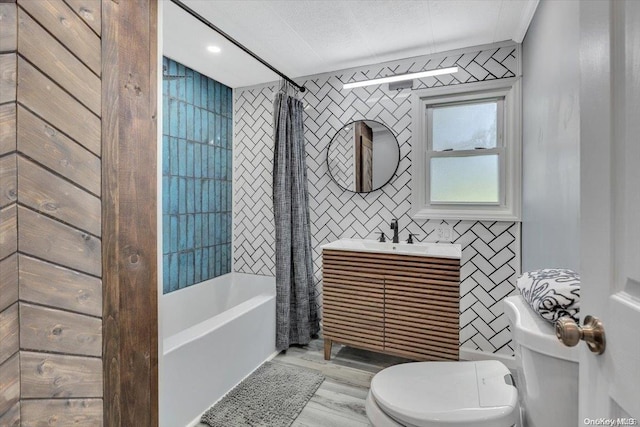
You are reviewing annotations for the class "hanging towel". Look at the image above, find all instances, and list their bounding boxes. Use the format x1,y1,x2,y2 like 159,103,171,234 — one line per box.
516,269,580,323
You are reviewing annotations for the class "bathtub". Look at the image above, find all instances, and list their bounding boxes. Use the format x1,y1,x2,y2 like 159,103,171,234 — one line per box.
160,273,277,427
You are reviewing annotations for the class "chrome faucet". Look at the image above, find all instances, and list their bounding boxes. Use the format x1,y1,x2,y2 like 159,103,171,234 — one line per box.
390,219,400,243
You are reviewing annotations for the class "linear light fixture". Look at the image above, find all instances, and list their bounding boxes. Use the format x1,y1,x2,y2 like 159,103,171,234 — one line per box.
343,66,459,89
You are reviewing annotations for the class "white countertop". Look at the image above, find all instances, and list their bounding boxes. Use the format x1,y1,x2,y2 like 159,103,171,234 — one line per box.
322,238,462,260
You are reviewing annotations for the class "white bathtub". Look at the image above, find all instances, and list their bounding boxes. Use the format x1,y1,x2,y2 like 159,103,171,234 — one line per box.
160,273,277,427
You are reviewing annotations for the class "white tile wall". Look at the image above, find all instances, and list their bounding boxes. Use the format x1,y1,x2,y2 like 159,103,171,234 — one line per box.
326,125,354,191
234,42,521,355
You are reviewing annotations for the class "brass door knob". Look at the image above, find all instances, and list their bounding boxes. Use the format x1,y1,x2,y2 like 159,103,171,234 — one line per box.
555,315,606,354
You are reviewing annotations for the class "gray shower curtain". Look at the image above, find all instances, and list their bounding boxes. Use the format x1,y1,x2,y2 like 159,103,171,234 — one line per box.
273,86,320,351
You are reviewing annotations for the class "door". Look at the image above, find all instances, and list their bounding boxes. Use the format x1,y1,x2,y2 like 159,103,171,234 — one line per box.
360,136,373,192
578,0,640,422
354,121,373,192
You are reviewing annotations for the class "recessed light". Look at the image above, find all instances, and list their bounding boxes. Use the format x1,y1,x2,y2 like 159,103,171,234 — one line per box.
207,45,221,54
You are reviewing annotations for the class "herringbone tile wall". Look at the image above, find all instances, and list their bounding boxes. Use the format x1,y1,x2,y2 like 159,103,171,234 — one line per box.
326,126,354,191
234,43,521,355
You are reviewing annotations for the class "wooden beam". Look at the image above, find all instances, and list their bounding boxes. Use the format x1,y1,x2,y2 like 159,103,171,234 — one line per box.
102,0,158,425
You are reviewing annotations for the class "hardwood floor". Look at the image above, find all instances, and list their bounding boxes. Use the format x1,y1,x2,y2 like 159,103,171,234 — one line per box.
197,337,411,427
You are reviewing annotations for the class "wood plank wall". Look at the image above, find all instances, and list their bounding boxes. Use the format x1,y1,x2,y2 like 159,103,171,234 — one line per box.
0,1,20,425
0,1,158,424
0,0,104,425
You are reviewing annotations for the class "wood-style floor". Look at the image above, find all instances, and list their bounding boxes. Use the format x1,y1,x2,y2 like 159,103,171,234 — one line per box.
197,337,411,427
275,338,410,427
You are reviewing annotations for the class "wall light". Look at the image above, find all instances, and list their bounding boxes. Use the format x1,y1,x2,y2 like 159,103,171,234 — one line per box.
343,66,459,89
207,45,221,53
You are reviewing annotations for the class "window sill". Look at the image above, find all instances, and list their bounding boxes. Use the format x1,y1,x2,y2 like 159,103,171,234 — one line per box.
411,207,521,222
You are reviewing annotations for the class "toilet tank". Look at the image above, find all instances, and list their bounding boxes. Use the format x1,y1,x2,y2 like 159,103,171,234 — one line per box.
503,296,579,427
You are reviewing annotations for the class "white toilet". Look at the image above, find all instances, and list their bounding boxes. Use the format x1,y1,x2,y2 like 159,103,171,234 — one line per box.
366,295,579,427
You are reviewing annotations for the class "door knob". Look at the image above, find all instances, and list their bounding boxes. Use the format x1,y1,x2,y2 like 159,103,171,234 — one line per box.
555,315,606,354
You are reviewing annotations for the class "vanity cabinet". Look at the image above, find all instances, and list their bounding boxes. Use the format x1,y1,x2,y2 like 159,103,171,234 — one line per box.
322,249,460,361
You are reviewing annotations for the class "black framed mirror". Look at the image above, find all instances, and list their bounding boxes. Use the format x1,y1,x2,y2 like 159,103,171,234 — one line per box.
326,120,400,193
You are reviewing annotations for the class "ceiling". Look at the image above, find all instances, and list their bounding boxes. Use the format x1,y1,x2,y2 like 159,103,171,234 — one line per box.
162,0,539,89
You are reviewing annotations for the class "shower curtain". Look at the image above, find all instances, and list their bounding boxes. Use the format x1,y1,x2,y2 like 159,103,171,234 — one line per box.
273,83,320,351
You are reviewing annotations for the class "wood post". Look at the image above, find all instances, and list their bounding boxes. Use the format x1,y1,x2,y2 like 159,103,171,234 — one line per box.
102,0,158,425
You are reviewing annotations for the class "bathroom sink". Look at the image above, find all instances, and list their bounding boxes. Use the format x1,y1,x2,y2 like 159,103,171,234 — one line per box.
322,238,461,259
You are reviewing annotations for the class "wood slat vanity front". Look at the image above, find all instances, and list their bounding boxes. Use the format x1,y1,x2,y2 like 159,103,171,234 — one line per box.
322,249,461,361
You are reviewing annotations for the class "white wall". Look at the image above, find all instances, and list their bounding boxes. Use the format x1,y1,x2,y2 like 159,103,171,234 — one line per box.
327,126,356,191
522,0,580,272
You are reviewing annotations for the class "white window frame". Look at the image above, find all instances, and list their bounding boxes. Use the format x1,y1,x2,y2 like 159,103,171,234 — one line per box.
411,78,522,221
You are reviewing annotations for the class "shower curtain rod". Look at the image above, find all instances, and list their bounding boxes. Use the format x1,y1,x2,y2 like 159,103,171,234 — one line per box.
169,0,306,93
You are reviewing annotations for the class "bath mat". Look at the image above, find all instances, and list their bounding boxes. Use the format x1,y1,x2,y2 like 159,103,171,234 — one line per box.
200,361,324,427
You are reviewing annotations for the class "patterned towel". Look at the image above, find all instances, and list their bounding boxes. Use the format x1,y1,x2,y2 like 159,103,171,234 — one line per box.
516,269,581,323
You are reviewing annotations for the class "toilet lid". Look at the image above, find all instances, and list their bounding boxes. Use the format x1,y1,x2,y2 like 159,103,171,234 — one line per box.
370,360,518,427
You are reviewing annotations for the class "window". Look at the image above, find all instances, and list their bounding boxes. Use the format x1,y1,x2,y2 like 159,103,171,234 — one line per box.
411,78,521,221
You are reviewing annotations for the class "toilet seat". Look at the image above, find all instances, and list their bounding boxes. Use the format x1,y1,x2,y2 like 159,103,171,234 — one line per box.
368,360,518,427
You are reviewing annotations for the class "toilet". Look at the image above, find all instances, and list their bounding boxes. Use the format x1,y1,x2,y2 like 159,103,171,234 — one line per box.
366,295,579,427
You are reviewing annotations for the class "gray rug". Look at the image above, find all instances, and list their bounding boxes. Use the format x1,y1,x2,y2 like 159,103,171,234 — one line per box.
200,361,325,427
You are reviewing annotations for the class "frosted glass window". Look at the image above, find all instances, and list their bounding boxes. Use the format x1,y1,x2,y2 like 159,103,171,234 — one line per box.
432,101,498,151
430,155,499,203
411,79,520,220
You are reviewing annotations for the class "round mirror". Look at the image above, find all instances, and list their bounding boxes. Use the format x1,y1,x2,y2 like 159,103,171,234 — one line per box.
326,120,400,193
